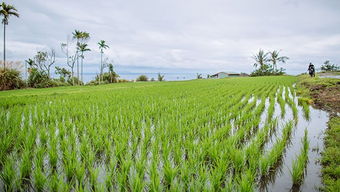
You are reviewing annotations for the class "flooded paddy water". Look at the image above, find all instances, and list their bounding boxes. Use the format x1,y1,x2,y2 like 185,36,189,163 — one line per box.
258,88,329,192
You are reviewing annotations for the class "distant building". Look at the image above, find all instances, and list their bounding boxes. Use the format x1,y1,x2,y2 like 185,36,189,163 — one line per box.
209,72,249,79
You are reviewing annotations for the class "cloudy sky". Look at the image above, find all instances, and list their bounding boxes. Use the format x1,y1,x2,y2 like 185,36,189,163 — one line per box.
4,0,340,76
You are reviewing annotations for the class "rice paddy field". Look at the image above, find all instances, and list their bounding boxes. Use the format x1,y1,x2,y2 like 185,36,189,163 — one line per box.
0,76,329,191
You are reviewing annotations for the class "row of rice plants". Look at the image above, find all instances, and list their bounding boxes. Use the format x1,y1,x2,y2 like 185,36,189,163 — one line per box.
291,129,309,186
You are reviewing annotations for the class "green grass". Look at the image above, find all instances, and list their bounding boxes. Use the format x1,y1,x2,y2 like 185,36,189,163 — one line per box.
321,117,340,192
0,76,304,191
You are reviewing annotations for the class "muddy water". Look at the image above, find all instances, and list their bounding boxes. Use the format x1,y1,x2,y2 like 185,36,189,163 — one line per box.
259,93,329,191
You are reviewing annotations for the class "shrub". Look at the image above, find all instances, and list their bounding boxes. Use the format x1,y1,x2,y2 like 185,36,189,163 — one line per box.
158,73,165,81
250,65,285,77
321,61,339,72
118,79,130,83
0,68,25,90
52,79,70,87
27,68,52,88
96,72,119,83
67,77,83,86
136,75,148,81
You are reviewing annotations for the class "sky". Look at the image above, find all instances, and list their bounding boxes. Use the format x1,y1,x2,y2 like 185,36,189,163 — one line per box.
3,0,340,78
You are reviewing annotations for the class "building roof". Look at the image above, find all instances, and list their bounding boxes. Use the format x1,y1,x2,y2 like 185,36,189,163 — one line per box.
211,72,239,76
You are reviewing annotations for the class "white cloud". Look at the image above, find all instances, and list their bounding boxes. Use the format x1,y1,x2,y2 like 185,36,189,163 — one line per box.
2,0,340,76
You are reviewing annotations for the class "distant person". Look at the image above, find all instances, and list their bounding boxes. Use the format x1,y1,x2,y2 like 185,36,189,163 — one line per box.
308,62,315,77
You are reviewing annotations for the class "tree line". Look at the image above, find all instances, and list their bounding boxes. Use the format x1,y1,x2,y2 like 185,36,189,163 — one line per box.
0,2,122,90
24,29,119,87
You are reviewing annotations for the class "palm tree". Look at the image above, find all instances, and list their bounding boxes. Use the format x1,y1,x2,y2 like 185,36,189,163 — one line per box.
0,2,19,69
72,30,82,80
268,50,289,72
252,49,269,69
77,42,91,83
98,40,109,84
72,30,90,81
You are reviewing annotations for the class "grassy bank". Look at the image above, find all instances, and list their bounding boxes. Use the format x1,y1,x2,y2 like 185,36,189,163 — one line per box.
322,117,340,191
297,74,340,191
296,74,340,112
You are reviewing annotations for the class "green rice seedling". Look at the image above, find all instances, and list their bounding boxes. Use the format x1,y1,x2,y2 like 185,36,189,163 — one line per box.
40,128,48,147
163,161,178,189
117,158,132,191
19,148,32,186
74,182,86,192
131,173,145,192
284,87,298,121
149,162,161,192
48,139,58,171
229,147,245,174
260,121,293,175
49,172,63,192
267,96,275,121
0,155,17,191
277,89,286,118
224,177,234,191
89,167,100,191
0,134,14,168
301,102,310,120
25,130,37,151
75,162,86,186
237,169,255,192
178,163,190,190
33,162,46,192
63,149,77,183
291,129,309,186
35,147,45,170
105,167,115,191
135,158,146,179
210,158,229,191
291,103,298,122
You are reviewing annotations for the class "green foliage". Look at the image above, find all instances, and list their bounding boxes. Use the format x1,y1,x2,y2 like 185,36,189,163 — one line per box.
0,2,20,26
250,64,285,76
321,60,340,72
27,68,53,88
251,49,288,76
136,74,148,81
55,66,71,83
158,73,165,81
0,68,25,90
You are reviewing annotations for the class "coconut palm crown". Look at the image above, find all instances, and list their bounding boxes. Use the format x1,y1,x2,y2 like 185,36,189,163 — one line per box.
0,2,19,69
268,50,289,71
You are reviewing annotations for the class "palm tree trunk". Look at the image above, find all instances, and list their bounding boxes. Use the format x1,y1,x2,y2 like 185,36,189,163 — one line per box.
25,60,28,86
3,23,6,69
71,67,74,85
81,55,83,84
77,54,79,84
100,52,102,84
76,40,79,84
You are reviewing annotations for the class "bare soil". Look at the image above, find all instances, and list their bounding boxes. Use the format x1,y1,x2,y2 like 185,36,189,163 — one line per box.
309,83,340,113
